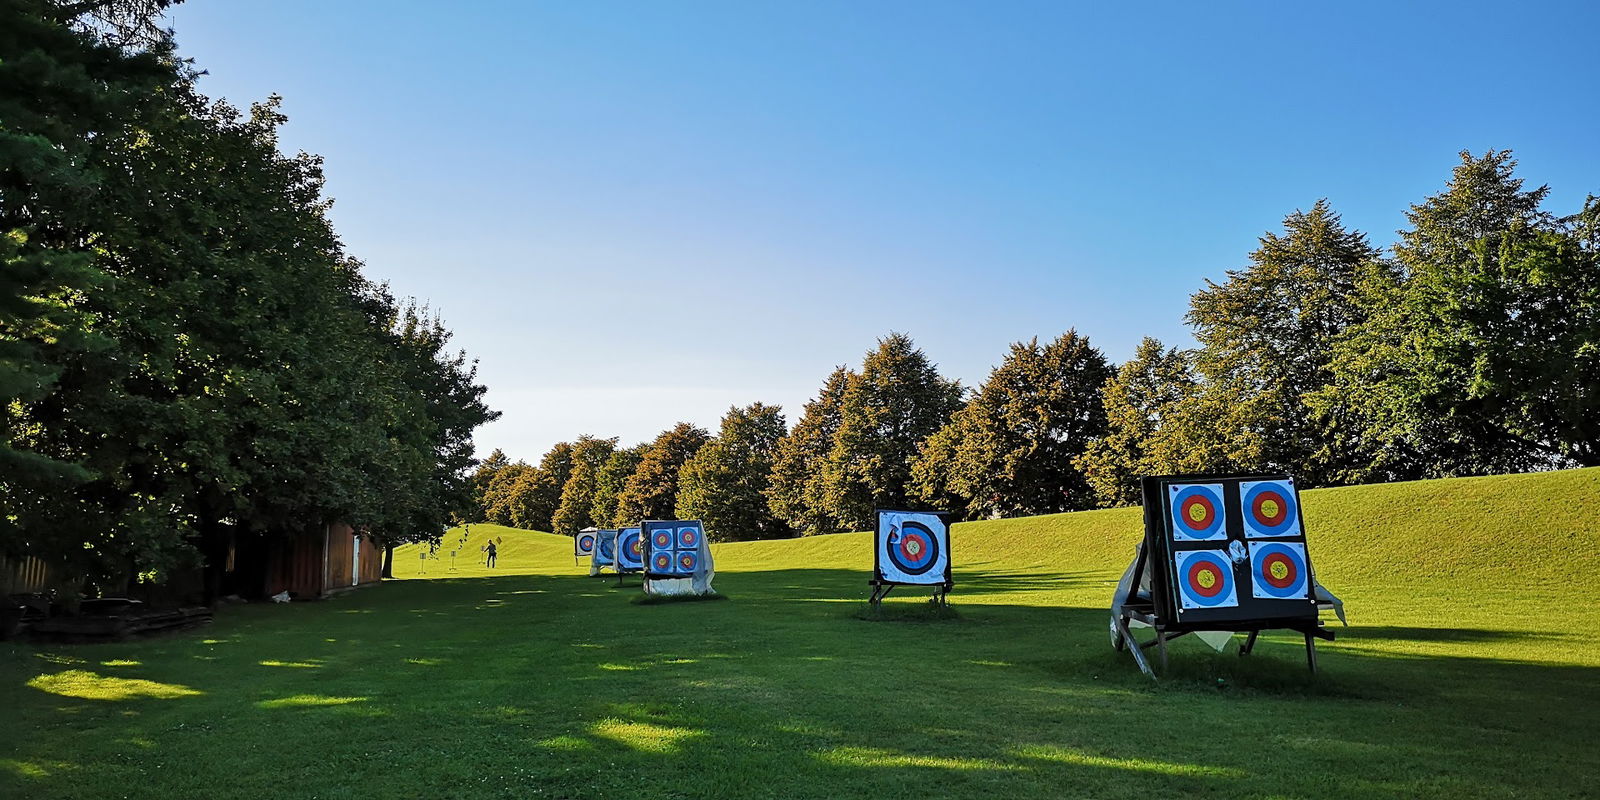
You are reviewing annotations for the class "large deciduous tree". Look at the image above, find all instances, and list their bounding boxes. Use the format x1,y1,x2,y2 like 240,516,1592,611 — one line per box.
1181,200,1386,484
615,423,709,524
766,367,853,534
1075,338,1199,507
1316,151,1600,478
911,330,1111,518
816,334,963,531
677,403,789,541
551,435,618,535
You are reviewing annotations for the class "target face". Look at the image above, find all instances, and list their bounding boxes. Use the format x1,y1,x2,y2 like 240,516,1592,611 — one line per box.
876,511,949,585
1168,484,1226,541
1173,549,1238,610
618,529,644,569
1241,480,1300,538
677,525,702,549
676,550,698,574
575,532,596,556
651,529,674,550
593,529,617,566
1249,541,1310,599
651,551,674,572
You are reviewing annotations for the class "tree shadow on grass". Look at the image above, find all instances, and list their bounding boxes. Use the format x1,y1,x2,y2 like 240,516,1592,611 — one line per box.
5,570,1600,800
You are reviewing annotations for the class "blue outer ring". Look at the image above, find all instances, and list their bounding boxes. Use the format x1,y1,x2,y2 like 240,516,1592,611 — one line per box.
888,521,940,573
1176,550,1235,607
676,550,698,575
678,526,701,549
619,530,644,567
1243,481,1299,537
651,529,674,550
1250,542,1309,598
577,534,595,553
1169,485,1226,540
651,551,673,572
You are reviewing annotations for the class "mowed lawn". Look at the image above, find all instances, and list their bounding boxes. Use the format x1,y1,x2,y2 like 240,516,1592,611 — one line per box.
3,470,1599,799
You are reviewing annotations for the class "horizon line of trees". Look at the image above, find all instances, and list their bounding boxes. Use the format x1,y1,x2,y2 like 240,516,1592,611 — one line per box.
2,1,498,596
475,148,1599,540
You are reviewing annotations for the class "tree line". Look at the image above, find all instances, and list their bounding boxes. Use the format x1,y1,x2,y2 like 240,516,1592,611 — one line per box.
1,1,497,594
477,149,1599,539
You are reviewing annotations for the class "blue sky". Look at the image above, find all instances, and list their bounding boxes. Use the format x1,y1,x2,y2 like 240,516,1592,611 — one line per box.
166,1,1600,461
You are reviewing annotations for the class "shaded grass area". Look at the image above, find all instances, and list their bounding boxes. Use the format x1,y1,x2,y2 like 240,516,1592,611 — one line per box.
2,469,1599,799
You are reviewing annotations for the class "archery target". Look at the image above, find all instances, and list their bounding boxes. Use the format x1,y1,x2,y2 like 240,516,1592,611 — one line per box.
618,528,644,569
1173,548,1238,610
650,550,674,572
876,511,949,585
1241,480,1300,538
651,528,674,550
675,550,698,575
593,529,617,566
677,525,702,549
1249,541,1310,599
575,531,596,557
1168,483,1226,541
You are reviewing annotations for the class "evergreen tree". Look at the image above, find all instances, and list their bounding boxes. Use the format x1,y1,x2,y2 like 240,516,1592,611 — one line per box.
615,423,709,524
1076,338,1199,507
817,334,963,531
1181,200,1386,484
766,366,853,533
677,403,789,541
911,331,1111,518
551,435,617,535
591,445,644,527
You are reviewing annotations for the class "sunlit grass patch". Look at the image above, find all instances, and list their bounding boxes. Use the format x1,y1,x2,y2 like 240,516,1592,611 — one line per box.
589,719,704,753
255,694,367,709
26,670,202,701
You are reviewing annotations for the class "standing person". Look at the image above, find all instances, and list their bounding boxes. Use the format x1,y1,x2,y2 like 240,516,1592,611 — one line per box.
486,540,498,568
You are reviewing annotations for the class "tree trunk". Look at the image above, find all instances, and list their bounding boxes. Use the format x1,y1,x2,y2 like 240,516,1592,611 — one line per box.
381,544,395,579
198,519,229,607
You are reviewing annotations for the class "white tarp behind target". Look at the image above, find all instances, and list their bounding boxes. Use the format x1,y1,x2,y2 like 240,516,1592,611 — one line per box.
876,511,950,585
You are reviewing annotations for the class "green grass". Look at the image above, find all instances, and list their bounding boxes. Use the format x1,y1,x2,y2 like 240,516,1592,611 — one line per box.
4,468,1599,799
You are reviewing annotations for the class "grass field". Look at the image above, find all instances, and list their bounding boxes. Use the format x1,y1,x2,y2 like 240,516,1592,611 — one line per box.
4,469,1599,799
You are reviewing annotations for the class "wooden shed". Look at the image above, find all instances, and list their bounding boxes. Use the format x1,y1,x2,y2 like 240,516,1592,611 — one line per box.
256,523,385,600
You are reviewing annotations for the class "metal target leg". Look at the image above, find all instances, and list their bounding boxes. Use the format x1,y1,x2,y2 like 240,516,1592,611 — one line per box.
1305,633,1318,674
1240,630,1259,657
1118,617,1155,679
1157,632,1169,673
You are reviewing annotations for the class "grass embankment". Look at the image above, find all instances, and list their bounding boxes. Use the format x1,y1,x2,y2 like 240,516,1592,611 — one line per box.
3,469,1598,799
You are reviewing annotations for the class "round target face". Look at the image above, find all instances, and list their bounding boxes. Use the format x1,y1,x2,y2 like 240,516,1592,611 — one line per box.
677,526,701,549
676,550,698,574
1169,484,1226,540
576,533,595,553
1174,550,1236,608
651,529,674,550
887,520,941,576
627,535,643,557
1250,542,1309,599
1242,480,1299,538
651,551,673,572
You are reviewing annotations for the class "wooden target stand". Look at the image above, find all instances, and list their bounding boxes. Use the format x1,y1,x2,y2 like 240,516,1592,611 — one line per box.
1111,543,1335,678
1111,474,1339,679
868,578,952,607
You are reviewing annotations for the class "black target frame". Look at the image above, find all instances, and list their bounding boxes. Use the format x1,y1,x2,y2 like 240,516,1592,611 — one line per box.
1111,473,1336,678
869,508,955,607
